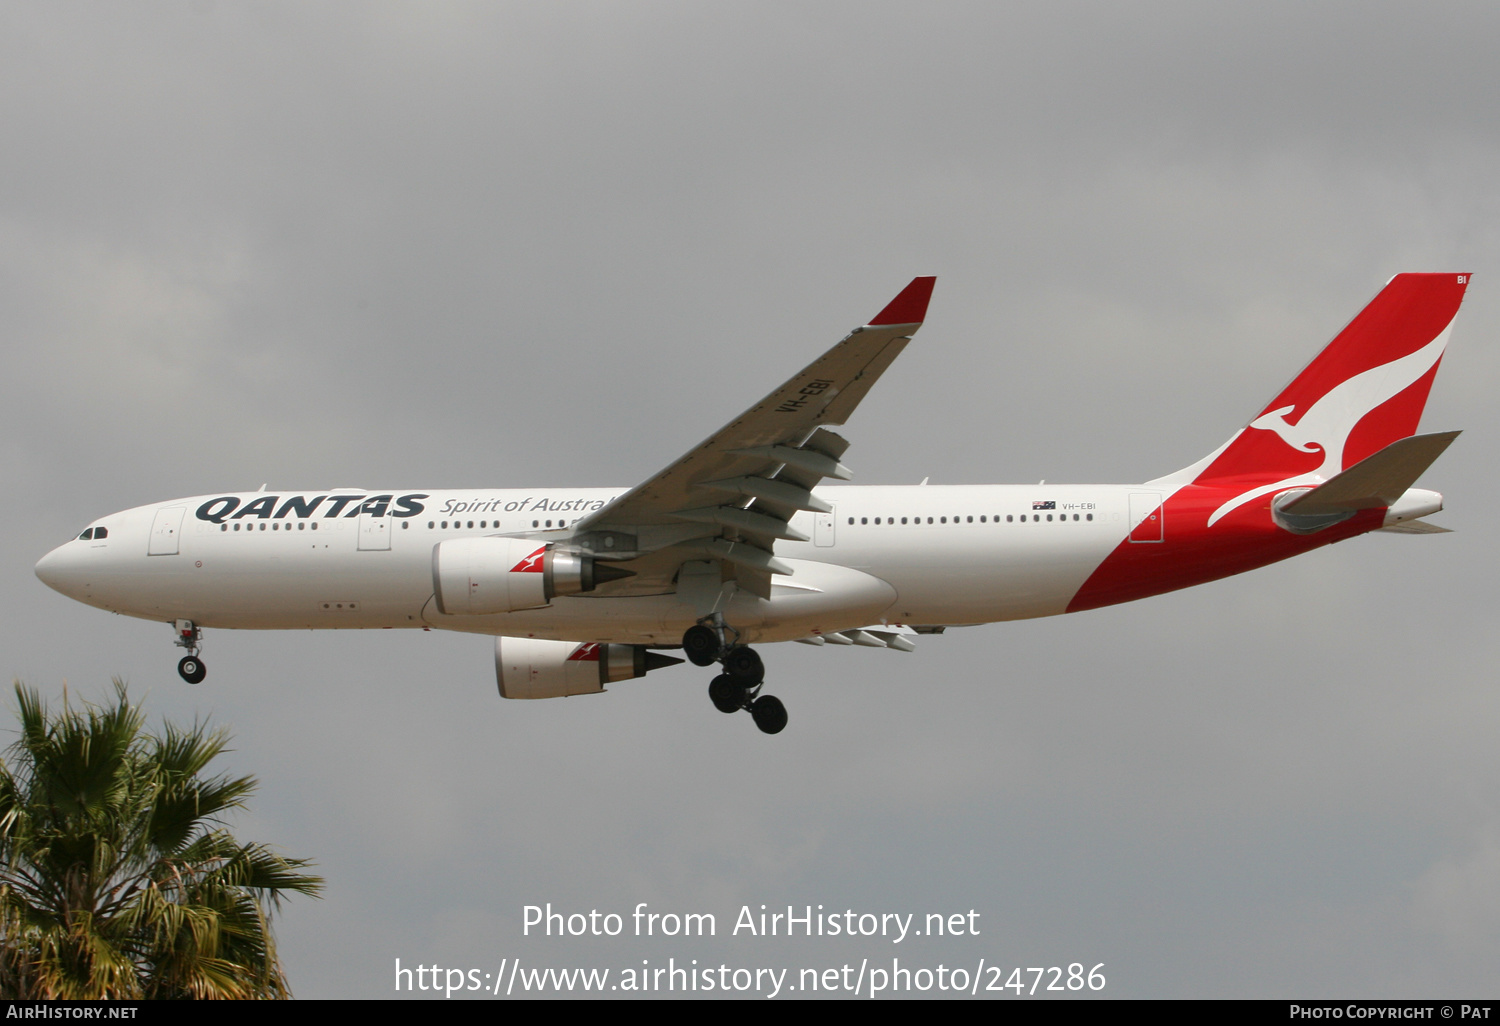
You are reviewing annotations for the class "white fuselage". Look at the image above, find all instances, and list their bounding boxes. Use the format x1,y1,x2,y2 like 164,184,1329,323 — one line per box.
36,484,1162,645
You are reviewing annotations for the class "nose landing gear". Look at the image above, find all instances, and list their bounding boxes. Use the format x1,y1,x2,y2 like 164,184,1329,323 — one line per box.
688,617,786,735
173,620,206,684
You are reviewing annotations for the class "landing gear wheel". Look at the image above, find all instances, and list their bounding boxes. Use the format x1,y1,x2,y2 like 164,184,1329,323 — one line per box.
682,625,722,667
177,656,207,685
750,695,787,735
723,645,764,684
708,674,747,713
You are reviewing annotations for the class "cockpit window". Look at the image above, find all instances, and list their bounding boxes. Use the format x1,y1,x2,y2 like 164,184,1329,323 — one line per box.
93,527,107,539
78,528,93,540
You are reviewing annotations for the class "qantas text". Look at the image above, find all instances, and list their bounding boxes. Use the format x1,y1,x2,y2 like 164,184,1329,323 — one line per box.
196,494,430,523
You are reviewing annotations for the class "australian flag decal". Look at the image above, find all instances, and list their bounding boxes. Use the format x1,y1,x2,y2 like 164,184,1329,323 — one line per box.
1032,500,1055,510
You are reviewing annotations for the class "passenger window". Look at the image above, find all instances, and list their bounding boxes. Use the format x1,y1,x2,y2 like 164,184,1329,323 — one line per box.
926,517,933,524
470,521,476,529
901,517,908,525
401,522,408,530
980,516,986,523
311,523,318,531
428,521,435,529
940,517,947,524
1007,515,1013,522
220,524,227,532
1086,513,1093,521
299,522,306,530
532,520,539,528
861,517,868,525
847,517,854,525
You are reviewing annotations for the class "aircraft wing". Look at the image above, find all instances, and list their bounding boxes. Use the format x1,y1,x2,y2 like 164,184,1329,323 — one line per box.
571,277,935,598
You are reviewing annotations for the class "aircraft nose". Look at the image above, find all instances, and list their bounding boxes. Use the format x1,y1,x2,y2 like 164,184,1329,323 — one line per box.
35,543,82,596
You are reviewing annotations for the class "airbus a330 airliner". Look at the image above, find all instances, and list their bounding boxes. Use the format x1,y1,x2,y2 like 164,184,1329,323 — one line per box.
35,273,1468,734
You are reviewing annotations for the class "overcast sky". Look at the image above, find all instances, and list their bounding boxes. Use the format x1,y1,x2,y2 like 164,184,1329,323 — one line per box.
4,1,1500,998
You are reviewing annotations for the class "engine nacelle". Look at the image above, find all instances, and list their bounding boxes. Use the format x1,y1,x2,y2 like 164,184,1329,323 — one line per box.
495,636,685,699
432,538,603,615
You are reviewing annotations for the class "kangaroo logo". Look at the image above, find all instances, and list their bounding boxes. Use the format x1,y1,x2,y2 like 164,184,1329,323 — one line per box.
510,546,547,573
1206,323,1453,526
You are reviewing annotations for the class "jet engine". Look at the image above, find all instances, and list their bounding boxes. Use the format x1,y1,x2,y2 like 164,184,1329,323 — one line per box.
432,537,631,615
495,636,684,699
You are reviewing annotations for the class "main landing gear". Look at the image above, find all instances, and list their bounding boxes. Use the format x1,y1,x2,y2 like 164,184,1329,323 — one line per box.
684,620,788,735
173,620,206,684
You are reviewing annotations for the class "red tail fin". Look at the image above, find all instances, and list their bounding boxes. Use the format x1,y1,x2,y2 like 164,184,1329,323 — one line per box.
1172,273,1470,490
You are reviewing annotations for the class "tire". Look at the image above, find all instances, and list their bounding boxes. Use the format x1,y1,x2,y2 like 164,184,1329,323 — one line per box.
682,625,721,667
750,694,787,734
723,645,764,684
177,656,207,685
708,674,746,713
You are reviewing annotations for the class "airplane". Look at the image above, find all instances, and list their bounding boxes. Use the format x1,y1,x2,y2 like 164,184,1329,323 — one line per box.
34,272,1470,735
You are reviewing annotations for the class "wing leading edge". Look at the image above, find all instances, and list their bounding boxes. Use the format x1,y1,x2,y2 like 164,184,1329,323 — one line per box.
571,277,936,598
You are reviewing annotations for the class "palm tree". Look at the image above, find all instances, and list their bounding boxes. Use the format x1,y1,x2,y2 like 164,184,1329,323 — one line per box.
0,680,322,998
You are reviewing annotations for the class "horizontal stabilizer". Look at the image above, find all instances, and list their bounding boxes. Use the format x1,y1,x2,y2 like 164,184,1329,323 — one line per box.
1279,431,1460,516
1377,520,1453,535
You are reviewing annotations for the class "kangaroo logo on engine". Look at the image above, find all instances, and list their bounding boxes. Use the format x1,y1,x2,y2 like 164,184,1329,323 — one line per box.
510,547,547,573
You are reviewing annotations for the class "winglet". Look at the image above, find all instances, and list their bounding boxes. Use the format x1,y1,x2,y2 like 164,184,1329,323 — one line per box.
868,276,936,326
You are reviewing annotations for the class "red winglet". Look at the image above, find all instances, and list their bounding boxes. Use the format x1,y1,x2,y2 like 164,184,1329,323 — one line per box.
868,276,936,326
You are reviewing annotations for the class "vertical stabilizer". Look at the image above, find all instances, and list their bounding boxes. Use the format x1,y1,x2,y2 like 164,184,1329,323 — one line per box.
1153,274,1470,500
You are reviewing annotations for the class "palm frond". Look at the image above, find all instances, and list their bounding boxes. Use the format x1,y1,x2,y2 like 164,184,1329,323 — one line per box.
0,681,321,998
